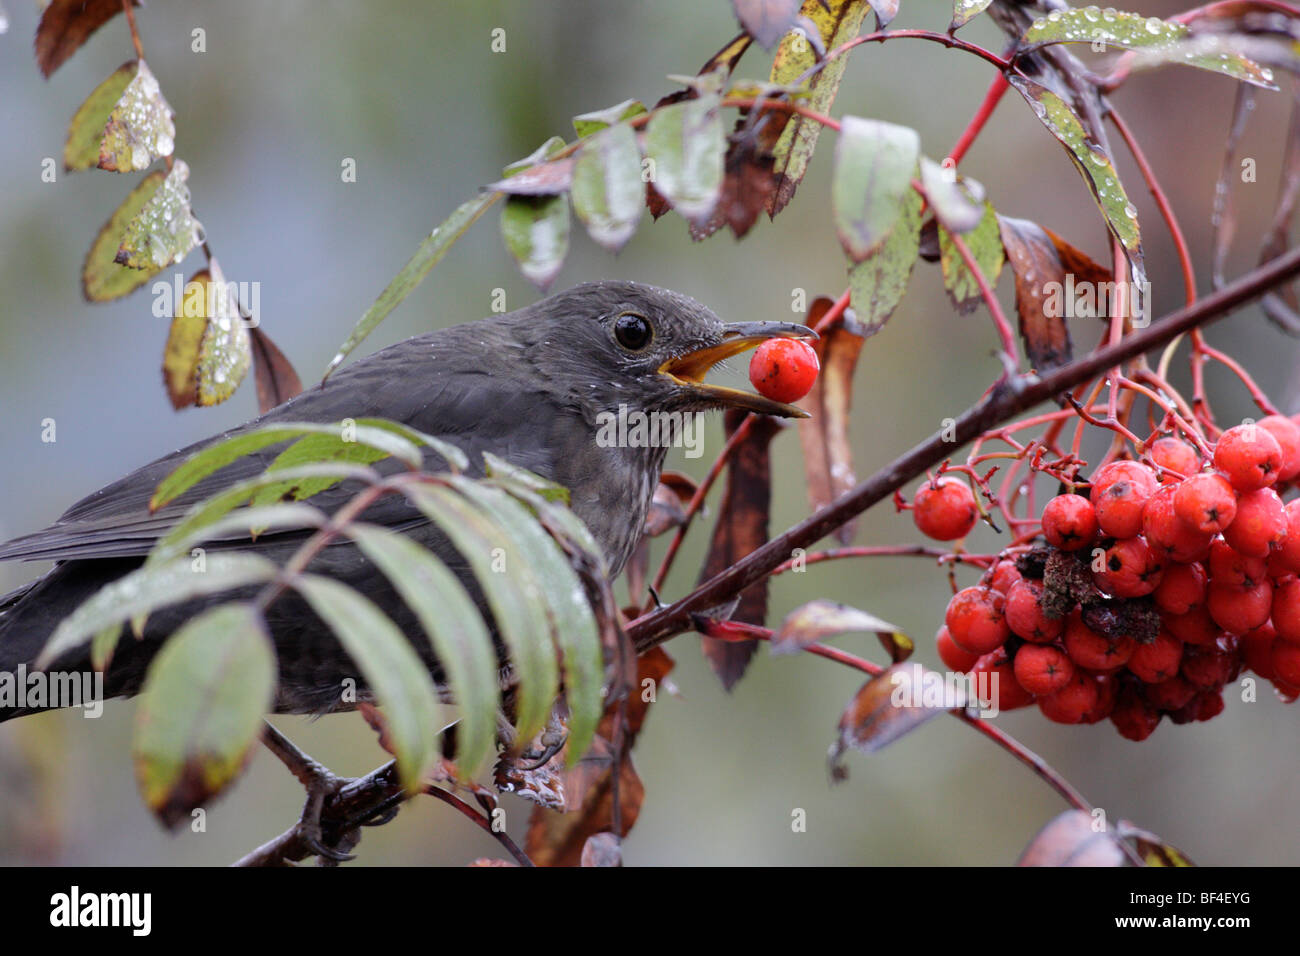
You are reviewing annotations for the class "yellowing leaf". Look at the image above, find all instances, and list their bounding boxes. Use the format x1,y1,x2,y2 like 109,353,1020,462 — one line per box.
82,169,167,302
848,186,922,332
938,200,1004,313
64,60,134,171
116,159,203,271
951,0,995,30
98,59,176,172
162,259,252,409
832,116,920,262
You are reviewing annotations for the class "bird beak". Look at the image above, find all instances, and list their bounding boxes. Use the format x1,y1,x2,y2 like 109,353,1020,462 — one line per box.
658,321,819,418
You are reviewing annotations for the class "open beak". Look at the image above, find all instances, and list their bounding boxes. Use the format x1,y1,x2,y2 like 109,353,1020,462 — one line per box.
658,321,819,418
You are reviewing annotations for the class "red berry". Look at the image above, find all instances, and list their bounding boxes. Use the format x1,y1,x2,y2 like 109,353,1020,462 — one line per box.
1267,500,1300,575
1270,639,1300,685
1142,484,1213,563
748,338,819,404
1164,604,1222,647
1173,473,1238,534
1242,622,1277,678
1063,612,1135,671
936,625,980,672
971,648,1034,711
1258,415,1300,482
989,560,1022,595
1224,487,1287,558
1181,640,1239,688
1154,561,1207,615
1207,579,1273,634
1213,423,1283,491
1272,577,1300,645
1192,687,1226,721
1094,536,1164,598
1128,631,1184,683
1149,436,1200,482
1082,674,1119,723
1041,494,1098,551
944,586,1009,655
1037,672,1099,724
1146,675,1198,711
1013,644,1075,695
912,477,978,541
1207,538,1267,588
1090,461,1159,539
1111,687,1161,741
1004,580,1063,643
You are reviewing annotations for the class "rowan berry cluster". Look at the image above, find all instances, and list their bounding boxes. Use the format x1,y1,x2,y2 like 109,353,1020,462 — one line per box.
925,416,1300,740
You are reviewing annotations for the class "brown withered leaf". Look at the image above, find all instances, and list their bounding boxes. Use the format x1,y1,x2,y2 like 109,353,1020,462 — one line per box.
828,662,956,781
697,409,782,690
250,327,303,415
35,0,139,78
997,215,1074,374
797,296,864,545
689,137,779,240
580,832,623,867
771,598,911,661
524,648,673,866
732,0,804,48
1018,810,1127,867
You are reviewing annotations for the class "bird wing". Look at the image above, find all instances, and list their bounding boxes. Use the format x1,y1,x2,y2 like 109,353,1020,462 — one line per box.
0,327,565,563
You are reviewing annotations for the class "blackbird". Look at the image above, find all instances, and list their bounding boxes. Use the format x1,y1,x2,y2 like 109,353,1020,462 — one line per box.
0,280,814,722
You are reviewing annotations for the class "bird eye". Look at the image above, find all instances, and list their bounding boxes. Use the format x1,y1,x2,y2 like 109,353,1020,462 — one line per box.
614,312,653,351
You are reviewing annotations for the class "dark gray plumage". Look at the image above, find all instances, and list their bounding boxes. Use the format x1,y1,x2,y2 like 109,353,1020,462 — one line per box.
0,280,813,720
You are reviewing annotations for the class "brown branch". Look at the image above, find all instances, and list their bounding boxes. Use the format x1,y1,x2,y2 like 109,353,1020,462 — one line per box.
628,244,1300,654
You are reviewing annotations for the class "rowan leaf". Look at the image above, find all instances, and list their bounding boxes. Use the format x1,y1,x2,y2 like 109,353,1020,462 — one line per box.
97,59,176,172
951,0,995,30
847,185,922,332
997,215,1075,373
644,90,726,222
250,328,303,414
828,662,956,780
115,159,203,271
832,116,920,262
771,599,910,660
82,170,168,301
571,123,644,251
573,99,647,138
162,259,251,409
731,0,803,48
35,0,137,77
64,61,134,171
938,199,1004,313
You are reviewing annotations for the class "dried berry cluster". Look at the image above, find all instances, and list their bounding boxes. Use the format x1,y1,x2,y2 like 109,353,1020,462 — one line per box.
928,417,1300,740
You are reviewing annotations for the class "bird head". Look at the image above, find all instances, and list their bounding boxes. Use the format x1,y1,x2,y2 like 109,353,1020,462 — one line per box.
518,280,818,421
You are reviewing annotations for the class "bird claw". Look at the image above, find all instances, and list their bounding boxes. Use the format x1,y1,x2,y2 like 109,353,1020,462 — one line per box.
261,721,361,864
517,731,568,771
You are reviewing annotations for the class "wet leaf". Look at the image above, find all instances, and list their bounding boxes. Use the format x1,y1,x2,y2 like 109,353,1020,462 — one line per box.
573,99,647,138
951,0,995,30
501,195,570,289
82,169,168,302
293,575,442,791
832,117,920,262
571,123,644,251
133,604,274,828
1018,810,1127,866
644,89,726,222
97,59,175,172
1007,76,1141,256
697,410,781,690
732,0,804,48
797,299,865,543
848,185,922,332
1023,7,1277,89
771,598,910,659
64,61,134,171
997,215,1076,372
115,159,202,271
250,327,303,414
324,190,500,379
162,260,252,409
866,0,899,30
938,199,1004,313
767,0,872,215
688,135,779,240
828,662,956,780
919,157,985,234
35,0,137,78
38,553,278,667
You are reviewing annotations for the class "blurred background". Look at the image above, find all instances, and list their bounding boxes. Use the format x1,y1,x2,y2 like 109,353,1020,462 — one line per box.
0,0,1296,865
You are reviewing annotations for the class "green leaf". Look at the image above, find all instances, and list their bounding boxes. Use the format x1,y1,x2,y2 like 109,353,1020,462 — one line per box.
150,421,420,511
97,59,176,172
90,622,124,672
573,99,647,138
938,200,1005,313
919,157,985,234
1007,75,1141,254
292,575,442,791
38,552,278,667
848,185,922,332
448,478,603,766
503,137,568,177
571,123,644,252
344,524,500,776
63,60,135,171
358,418,469,472
82,169,168,301
644,91,726,222
133,603,275,827
832,116,920,262
482,452,570,504
951,0,995,30
323,191,501,380
1023,7,1277,89
402,484,559,743
115,159,202,270
152,502,325,566
767,0,872,215
501,194,571,290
